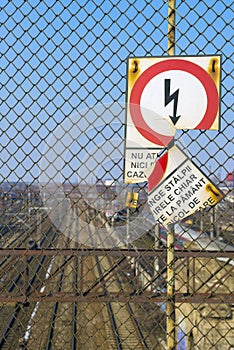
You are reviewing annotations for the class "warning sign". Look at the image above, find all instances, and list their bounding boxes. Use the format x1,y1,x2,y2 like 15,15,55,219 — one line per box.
128,55,221,131
124,106,176,184
124,55,221,183
148,146,224,226
124,148,160,183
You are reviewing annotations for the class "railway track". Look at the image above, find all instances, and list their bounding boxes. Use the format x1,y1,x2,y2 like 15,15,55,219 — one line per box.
1,225,57,296
0,304,20,349
21,210,79,349
95,254,151,349
0,201,163,349
72,249,78,349
0,210,48,284
85,209,152,350
0,217,60,348
44,211,77,350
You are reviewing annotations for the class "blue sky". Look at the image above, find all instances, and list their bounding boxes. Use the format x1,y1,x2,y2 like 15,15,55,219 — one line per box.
0,0,233,183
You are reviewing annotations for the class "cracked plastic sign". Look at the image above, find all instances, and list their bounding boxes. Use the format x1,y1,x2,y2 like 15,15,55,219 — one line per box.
124,55,221,183
147,145,224,226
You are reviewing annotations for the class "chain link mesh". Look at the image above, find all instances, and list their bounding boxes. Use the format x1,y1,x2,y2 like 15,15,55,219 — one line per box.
0,0,233,349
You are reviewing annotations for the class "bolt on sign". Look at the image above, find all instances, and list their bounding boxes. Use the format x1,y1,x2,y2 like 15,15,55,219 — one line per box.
147,145,224,226
124,55,221,183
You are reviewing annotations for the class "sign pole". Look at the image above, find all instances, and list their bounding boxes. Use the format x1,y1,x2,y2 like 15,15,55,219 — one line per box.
126,191,139,247
167,1,176,349
167,222,176,350
126,207,130,246
168,0,176,56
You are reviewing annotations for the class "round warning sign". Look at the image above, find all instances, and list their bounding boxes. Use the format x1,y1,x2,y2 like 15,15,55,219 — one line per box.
129,58,220,140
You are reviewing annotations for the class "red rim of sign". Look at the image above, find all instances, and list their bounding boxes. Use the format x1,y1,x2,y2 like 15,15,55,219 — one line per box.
148,151,169,192
129,59,219,147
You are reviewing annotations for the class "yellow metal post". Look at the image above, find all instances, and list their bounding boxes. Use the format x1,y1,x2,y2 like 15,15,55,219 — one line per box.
167,223,175,350
129,192,138,209
126,191,139,245
167,1,176,349
168,0,176,56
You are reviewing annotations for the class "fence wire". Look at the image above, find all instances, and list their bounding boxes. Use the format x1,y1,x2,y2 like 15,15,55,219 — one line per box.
0,0,233,349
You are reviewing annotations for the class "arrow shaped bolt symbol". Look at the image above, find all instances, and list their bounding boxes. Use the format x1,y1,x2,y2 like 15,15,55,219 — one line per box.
165,79,181,125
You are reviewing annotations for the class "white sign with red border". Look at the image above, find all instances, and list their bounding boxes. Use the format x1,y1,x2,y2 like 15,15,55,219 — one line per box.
124,55,221,183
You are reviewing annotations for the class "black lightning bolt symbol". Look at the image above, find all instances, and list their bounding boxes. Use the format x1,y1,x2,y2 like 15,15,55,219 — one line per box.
165,79,181,125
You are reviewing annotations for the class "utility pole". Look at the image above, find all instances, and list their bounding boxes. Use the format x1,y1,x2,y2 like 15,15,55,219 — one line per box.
167,1,176,349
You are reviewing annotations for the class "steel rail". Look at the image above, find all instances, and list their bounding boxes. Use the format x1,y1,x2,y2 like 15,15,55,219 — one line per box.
7,226,55,293
45,210,74,350
45,266,64,350
72,212,79,350
1,248,233,258
107,253,150,350
95,254,122,350
0,225,59,346
72,253,78,350
86,211,123,350
1,292,233,304
0,304,21,348
0,222,33,273
93,213,150,349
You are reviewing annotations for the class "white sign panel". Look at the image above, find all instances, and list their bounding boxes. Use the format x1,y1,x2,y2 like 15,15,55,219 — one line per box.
147,146,223,226
124,148,159,183
124,110,176,183
124,55,221,183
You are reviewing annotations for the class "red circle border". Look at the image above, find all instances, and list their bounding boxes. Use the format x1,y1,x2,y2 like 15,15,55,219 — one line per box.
129,59,219,146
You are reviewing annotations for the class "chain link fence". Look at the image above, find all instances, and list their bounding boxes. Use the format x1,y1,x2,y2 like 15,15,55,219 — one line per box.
0,0,233,349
